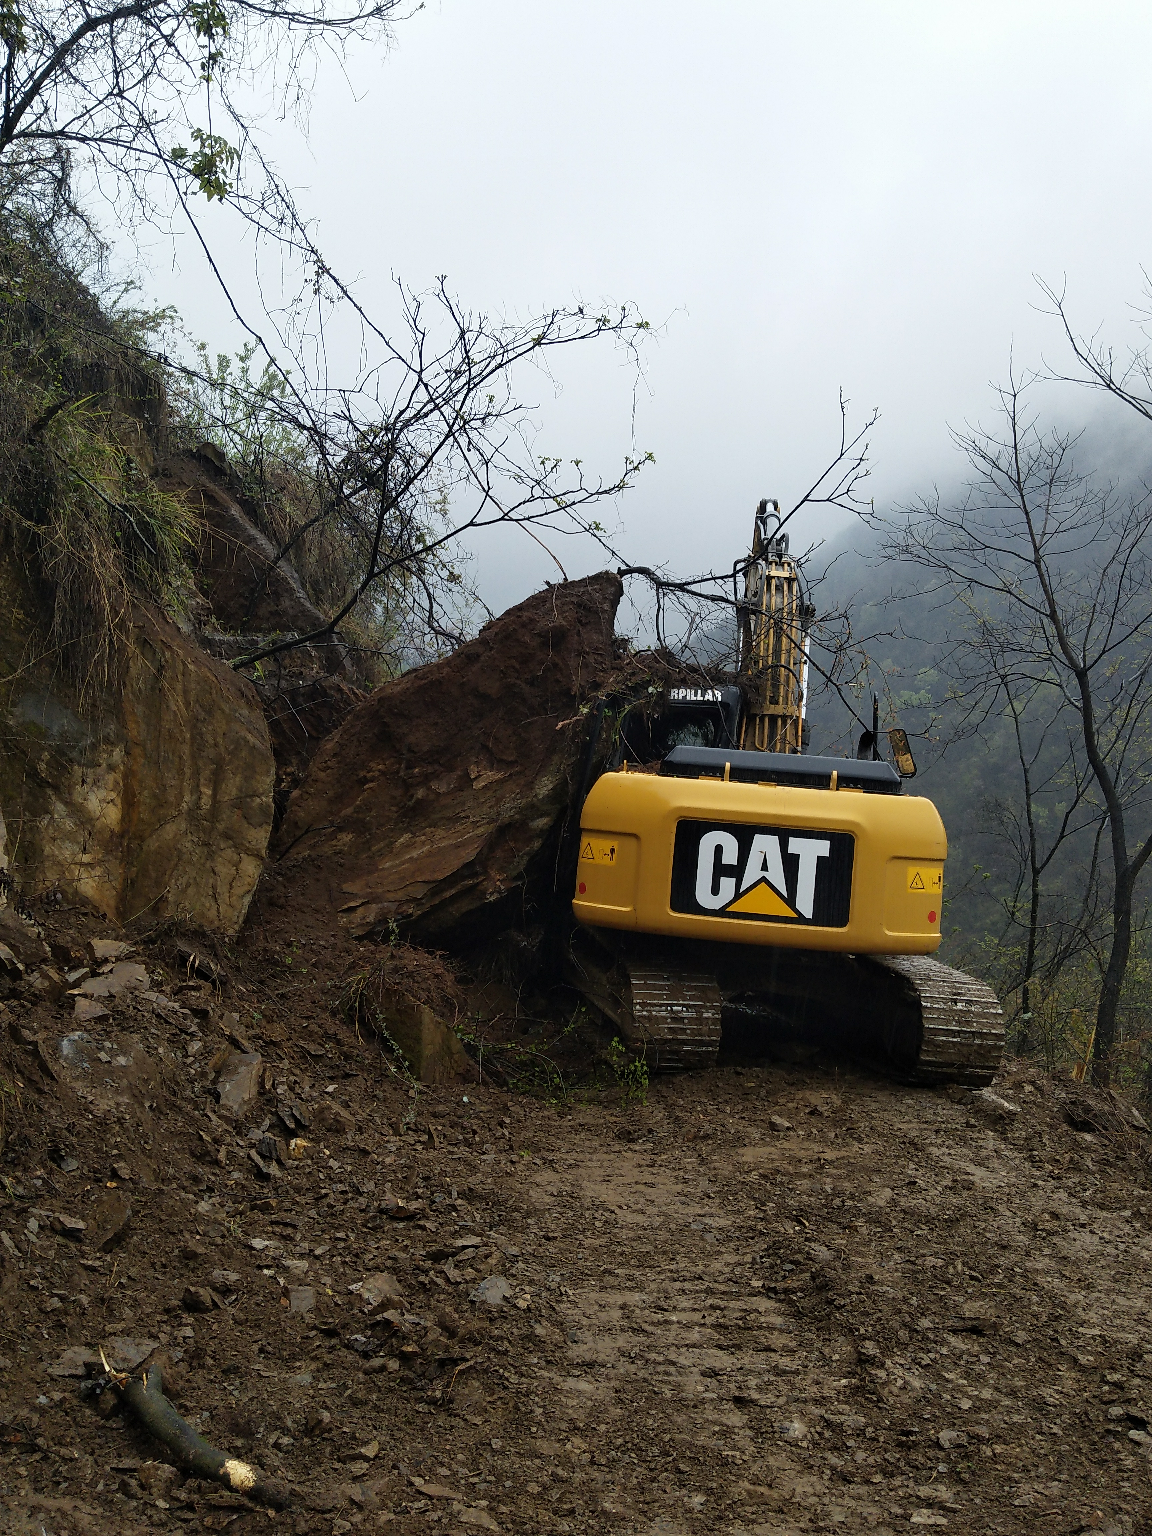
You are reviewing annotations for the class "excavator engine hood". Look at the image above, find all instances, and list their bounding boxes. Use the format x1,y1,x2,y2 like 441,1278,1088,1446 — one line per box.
573,750,946,955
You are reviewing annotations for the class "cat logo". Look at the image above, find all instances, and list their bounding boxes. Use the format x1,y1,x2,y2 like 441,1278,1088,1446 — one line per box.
670,820,854,927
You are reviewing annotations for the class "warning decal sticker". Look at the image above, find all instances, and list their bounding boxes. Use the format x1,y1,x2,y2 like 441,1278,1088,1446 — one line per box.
670,820,854,927
906,865,943,893
580,838,620,865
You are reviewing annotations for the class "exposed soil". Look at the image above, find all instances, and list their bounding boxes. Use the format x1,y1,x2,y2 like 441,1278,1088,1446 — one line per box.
2,898,1152,1536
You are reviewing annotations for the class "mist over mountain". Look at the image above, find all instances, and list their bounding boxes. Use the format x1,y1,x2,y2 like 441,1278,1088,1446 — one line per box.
799,397,1152,969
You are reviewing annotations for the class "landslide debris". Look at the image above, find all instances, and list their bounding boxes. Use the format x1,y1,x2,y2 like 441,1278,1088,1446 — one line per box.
1,894,1152,1535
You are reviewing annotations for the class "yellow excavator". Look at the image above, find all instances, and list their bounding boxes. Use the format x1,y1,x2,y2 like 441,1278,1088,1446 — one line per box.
567,501,1004,1084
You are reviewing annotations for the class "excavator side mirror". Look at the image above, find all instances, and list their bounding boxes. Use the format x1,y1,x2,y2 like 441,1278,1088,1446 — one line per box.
887,726,917,779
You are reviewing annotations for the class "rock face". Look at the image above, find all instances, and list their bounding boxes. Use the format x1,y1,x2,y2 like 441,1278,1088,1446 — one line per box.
163,449,328,636
276,573,624,943
162,449,365,826
0,558,274,933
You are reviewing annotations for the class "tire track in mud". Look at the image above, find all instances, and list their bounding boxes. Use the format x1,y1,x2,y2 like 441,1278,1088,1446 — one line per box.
499,1067,1152,1535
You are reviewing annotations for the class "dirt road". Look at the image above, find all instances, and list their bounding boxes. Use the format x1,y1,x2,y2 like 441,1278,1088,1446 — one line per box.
2,918,1151,1535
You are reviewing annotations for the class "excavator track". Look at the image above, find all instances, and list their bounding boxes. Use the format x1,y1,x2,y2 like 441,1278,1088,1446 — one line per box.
625,968,723,1071
871,954,1005,1086
564,935,723,1070
568,930,1005,1084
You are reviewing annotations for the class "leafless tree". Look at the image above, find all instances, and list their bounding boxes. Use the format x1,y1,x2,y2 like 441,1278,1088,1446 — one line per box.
614,393,886,737
883,376,1152,1083
924,609,1102,1050
0,0,665,669
0,0,401,217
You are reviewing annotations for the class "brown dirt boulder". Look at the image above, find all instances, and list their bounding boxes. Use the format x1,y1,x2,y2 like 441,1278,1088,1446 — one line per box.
274,573,624,943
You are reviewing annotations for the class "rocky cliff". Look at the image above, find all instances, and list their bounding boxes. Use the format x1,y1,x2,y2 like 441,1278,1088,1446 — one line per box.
0,555,274,933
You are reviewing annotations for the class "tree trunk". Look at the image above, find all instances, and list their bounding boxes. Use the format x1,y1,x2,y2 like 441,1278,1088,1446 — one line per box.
1092,872,1133,1086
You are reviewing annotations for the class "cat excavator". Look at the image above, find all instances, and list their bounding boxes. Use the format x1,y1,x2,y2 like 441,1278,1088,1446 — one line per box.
567,500,1005,1083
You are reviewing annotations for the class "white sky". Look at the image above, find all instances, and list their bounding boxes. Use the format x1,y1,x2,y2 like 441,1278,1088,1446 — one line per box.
132,0,1152,618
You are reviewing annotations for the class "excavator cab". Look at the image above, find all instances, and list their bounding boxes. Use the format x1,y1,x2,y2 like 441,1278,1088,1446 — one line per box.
609,685,742,768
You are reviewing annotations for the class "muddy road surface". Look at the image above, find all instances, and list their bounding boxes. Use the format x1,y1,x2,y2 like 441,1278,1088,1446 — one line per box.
1,923,1150,1535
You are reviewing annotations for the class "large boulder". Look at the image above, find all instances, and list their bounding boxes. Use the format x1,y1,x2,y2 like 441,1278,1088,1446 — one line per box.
0,558,274,933
275,573,624,943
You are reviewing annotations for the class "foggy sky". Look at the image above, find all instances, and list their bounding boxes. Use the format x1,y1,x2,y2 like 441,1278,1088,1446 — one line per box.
131,1,1152,621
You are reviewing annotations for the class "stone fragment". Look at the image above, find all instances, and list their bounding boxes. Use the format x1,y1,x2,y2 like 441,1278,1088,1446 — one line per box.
937,1428,966,1449
31,966,67,1002
48,1345,101,1378
382,1195,425,1220
182,1286,214,1313
914,1484,955,1505
910,1515,949,1528
316,1099,354,1137
137,1462,181,1499
0,942,22,980
216,1051,262,1117
779,1419,808,1442
470,1275,512,1307
211,1269,241,1289
247,1149,273,1179
370,997,477,1085
101,1337,160,1371
221,1014,254,1053
87,939,135,965
77,961,149,998
768,1115,793,1133
143,993,198,1032
458,1512,501,1532
413,1480,462,1499
360,1272,405,1308
289,1286,316,1314
257,1134,287,1165
944,1301,998,1335
340,1440,379,1462
51,1213,86,1240
88,1190,132,1252
0,909,49,966
73,997,111,1023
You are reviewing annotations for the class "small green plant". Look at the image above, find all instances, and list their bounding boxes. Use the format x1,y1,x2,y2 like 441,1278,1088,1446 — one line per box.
607,1037,649,1107
454,1006,585,1103
341,968,423,1116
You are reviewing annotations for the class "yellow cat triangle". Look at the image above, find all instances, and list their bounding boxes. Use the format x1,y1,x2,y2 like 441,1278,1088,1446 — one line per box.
725,880,797,919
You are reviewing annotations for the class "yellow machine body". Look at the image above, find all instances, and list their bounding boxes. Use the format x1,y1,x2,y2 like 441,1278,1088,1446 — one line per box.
572,768,946,955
